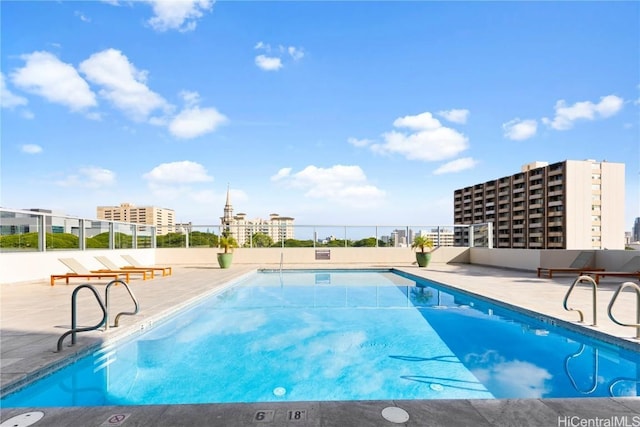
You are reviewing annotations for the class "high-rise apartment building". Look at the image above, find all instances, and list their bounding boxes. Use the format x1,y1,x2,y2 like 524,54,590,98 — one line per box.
220,188,294,246
633,217,640,243
97,203,175,235
453,160,625,249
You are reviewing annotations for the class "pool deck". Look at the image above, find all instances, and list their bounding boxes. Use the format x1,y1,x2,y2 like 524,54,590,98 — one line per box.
1,263,639,426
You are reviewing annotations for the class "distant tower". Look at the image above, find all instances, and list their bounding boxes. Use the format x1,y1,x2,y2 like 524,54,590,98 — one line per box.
221,184,233,232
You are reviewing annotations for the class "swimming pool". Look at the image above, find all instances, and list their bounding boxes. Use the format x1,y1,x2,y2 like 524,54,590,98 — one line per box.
2,269,639,407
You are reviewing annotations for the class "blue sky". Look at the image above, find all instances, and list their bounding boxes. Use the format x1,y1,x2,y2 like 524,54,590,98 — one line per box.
1,1,639,229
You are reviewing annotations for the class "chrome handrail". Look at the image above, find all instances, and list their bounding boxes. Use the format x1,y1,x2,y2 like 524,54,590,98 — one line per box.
607,281,640,339
56,284,107,352
105,279,140,329
563,275,598,326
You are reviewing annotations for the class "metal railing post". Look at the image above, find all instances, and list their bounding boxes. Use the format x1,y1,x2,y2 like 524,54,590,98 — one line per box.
79,219,86,250
38,214,46,252
375,226,378,247
151,225,157,248
487,222,494,248
108,222,115,249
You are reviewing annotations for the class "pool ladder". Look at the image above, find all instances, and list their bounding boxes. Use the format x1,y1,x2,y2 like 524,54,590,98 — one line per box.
607,281,640,339
563,276,640,338
57,279,140,352
563,275,598,326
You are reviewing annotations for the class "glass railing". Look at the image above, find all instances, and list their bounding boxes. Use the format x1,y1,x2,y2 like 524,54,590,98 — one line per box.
0,208,493,252
0,208,156,252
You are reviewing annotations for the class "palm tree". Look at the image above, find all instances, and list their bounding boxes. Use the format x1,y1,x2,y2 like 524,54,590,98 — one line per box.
411,235,434,267
219,235,238,253
411,235,434,253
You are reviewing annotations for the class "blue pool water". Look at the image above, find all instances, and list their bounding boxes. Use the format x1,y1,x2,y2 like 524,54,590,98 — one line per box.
2,269,639,407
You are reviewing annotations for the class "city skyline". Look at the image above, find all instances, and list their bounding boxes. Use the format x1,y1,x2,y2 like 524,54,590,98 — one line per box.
1,1,638,229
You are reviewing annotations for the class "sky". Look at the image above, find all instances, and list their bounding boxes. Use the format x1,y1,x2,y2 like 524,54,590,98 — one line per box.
1,1,639,230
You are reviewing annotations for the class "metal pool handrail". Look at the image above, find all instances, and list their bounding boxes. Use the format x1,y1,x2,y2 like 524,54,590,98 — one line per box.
56,284,107,352
607,281,640,339
104,279,140,329
57,280,140,351
563,275,598,326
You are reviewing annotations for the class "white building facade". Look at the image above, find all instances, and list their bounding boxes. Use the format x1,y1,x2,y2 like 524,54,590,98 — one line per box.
220,188,294,246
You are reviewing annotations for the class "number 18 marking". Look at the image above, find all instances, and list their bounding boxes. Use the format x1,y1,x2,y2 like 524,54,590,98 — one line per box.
287,410,307,421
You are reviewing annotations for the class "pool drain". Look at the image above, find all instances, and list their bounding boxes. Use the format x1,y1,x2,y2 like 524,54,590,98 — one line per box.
430,383,444,391
273,387,286,397
381,407,409,424
0,411,45,427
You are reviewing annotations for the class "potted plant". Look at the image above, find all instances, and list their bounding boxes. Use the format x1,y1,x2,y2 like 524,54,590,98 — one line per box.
217,234,238,269
411,235,434,267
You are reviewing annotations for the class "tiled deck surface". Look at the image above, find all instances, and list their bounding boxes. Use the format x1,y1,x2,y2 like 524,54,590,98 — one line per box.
1,263,639,426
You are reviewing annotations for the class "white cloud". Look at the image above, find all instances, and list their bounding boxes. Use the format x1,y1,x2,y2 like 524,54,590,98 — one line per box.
502,118,538,141
11,51,97,112
357,111,469,162
596,95,625,117
79,48,169,122
145,0,213,32
437,109,469,124
255,55,283,71
254,42,304,71
273,165,385,207
169,106,227,139
1,72,28,109
433,157,478,175
56,167,116,188
143,161,214,184
347,137,372,147
374,129,468,162
74,11,91,22
542,94,624,130
141,161,224,207
288,46,304,61
270,167,292,181
393,111,442,130
167,90,227,139
21,144,42,154
179,90,201,108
